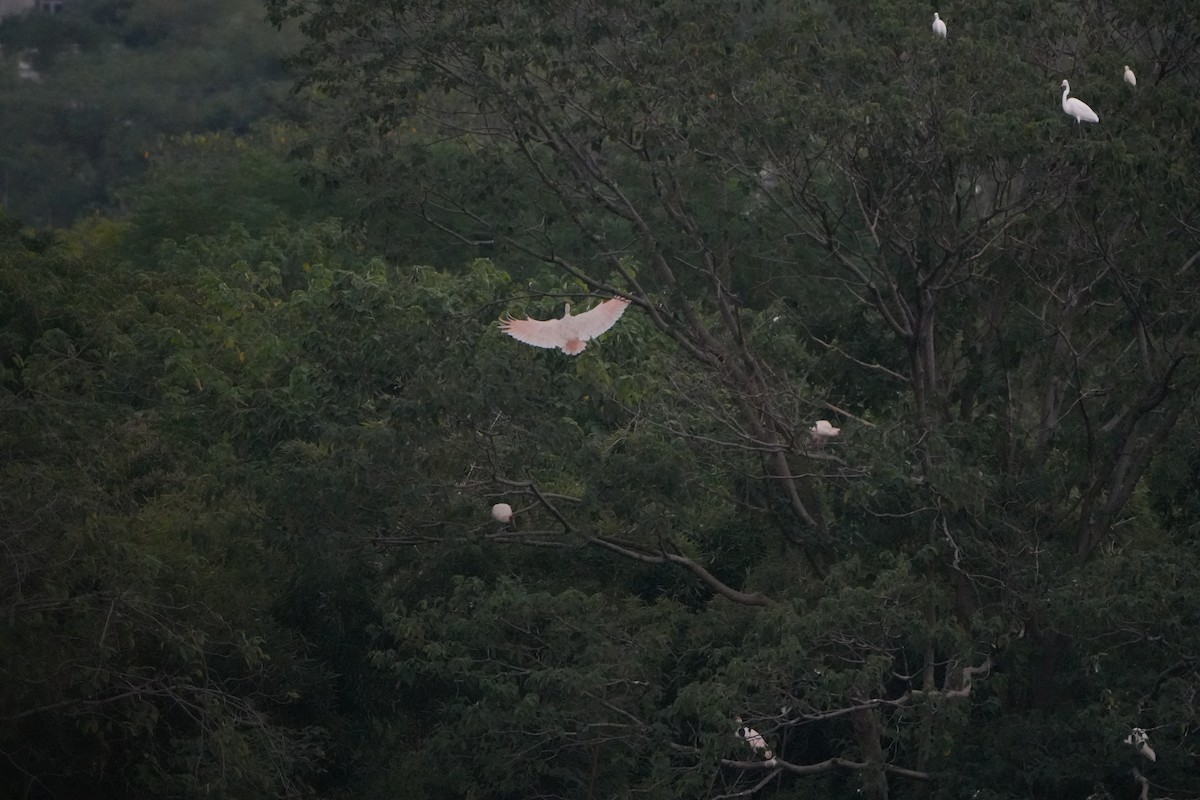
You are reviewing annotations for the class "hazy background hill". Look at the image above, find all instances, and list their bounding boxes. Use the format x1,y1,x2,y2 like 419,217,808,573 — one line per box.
0,0,303,225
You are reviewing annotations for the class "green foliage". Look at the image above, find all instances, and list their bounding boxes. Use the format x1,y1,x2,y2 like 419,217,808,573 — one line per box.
4,0,1200,797
263,0,1200,795
0,226,329,797
367,577,683,799
0,0,303,225
116,124,353,261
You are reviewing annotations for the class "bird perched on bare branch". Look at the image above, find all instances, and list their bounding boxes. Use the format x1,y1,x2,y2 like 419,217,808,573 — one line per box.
810,419,840,443
499,297,630,355
735,717,774,760
1124,727,1156,762
491,503,514,526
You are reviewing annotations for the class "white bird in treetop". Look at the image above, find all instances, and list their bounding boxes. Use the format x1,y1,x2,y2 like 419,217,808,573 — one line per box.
735,717,774,760
932,12,947,38
499,296,630,355
491,503,514,524
1124,65,1136,87
1060,79,1099,124
810,419,841,441
1124,728,1156,762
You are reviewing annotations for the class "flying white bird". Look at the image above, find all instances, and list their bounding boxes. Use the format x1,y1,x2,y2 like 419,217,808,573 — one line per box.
499,297,630,355
735,717,774,760
810,419,841,441
1061,79,1099,124
932,12,947,38
1123,65,1136,87
491,503,514,524
1124,728,1156,762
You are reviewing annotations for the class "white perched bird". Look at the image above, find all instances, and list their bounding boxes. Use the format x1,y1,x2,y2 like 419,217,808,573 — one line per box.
810,419,841,441
1060,79,1100,124
499,297,630,355
1124,728,1156,762
757,163,780,192
735,717,774,760
932,12,947,38
1123,65,1136,87
491,503,514,524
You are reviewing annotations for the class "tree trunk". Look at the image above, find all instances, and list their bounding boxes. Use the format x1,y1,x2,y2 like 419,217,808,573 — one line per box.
849,707,889,800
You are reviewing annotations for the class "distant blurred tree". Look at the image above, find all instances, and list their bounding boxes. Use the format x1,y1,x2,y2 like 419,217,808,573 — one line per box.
113,123,352,258
0,0,304,225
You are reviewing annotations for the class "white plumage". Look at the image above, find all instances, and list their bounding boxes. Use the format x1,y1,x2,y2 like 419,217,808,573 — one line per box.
1124,728,1156,762
499,297,630,355
932,12,947,38
1123,65,1136,87
491,503,514,524
810,419,841,441
757,163,780,191
1061,79,1099,124
735,717,774,760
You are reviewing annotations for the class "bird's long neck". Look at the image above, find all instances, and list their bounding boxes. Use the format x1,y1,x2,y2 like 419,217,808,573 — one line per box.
562,302,572,319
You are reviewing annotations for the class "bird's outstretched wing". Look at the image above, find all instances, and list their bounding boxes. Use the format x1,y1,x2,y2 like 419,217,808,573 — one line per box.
499,316,566,349
499,297,630,352
571,297,630,340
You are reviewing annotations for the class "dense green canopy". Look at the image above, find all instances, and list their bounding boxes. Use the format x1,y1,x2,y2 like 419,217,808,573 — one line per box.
3,0,1200,798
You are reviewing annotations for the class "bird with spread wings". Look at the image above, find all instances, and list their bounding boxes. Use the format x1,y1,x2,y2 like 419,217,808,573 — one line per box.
499,297,630,355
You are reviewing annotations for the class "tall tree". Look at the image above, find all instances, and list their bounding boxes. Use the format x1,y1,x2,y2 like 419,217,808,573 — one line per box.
9,0,1183,796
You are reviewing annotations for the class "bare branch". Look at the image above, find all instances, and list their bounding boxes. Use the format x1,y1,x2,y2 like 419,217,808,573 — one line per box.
494,477,773,606
719,755,930,781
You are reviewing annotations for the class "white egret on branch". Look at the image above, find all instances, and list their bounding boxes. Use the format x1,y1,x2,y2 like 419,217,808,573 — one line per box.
1124,728,1156,762
1061,80,1099,124
491,503,514,524
757,163,780,192
499,297,630,355
810,419,841,441
932,12,947,38
1124,65,1136,87
735,717,774,760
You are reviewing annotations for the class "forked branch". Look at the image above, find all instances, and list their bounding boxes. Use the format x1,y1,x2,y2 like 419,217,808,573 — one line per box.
496,476,772,606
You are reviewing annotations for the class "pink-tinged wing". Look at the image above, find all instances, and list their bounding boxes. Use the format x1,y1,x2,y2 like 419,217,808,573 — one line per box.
571,297,630,341
499,315,566,349
811,420,840,437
